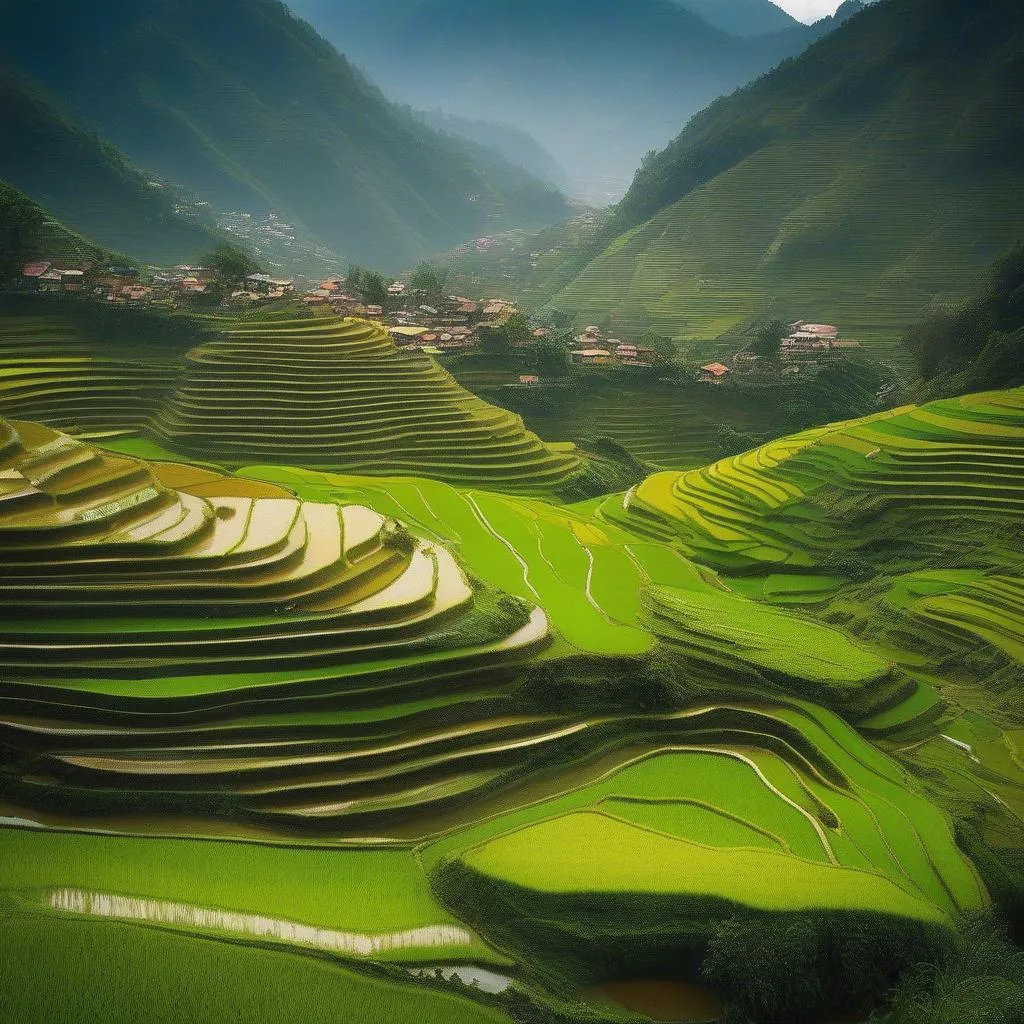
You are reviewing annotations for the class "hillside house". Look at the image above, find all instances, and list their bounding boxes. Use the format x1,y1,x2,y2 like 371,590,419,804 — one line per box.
520,375,540,385
388,282,407,296
698,362,731,384
616,343,639,360
246,274,295,296
571,348,611,365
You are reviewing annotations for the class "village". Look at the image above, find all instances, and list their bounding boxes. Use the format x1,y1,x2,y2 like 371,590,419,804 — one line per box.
12,257,860,384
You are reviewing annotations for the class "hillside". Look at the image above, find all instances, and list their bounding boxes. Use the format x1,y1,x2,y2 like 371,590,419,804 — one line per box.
674,0,803,37
286,0,825,201
0,309,589,495
0,0,571,270
0,68,220,264
1,392,1014,1020
542,0,1024,348
0,182,120,277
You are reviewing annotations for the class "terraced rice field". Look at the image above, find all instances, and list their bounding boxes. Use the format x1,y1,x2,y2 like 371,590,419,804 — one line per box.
1,381,1021,1021
622,389,1024,571
0,316,178,432
152,316,583,491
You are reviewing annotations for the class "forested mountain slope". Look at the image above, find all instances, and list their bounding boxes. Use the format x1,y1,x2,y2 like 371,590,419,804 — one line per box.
286,0,829,198
0,68,218,264
545,0,1024,346
0,0,570,269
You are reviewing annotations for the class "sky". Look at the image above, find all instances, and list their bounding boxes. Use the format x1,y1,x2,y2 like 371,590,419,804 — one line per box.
769,0,847,22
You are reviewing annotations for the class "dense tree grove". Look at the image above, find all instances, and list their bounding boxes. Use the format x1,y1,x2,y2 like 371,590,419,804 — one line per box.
905,244,1024,396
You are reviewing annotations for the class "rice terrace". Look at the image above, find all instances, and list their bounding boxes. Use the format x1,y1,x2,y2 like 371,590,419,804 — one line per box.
1,0,1023,1022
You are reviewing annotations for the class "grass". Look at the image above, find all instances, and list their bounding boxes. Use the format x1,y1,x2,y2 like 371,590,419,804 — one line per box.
0,829,463,939
457,810,949,923
0,917,512,1024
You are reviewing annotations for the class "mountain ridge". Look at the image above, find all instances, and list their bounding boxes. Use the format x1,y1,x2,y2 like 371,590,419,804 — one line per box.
0,0,572,269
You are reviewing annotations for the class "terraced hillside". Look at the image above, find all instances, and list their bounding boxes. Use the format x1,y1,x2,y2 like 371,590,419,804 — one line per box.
624,389,1024,572
0,395,1018,1021
541,0,1024,350
619,387,1024,848
153,317,584,491
0,315,178,433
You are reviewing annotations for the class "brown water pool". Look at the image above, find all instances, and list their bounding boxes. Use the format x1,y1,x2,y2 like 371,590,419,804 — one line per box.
583,979,725,1021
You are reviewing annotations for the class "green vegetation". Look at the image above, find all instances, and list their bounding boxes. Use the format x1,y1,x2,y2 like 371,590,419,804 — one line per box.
0,181,118,280
906,244,1024,399
0,323,1021,1022
0,0,571,270
0,919,512,1024
0,66,220,263
532,0,1024,351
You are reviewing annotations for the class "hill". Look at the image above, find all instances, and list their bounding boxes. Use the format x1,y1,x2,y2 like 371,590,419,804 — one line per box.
0,0,571,270
541,0,1024,349
285,0,826,201
0,68,220,264
0,181,119,277
0,307,590,495
151,316,585,491
674,0,803,37
0,403,1002,1022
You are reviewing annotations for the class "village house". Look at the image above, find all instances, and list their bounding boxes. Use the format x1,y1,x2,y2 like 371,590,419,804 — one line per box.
615,342,639,361
571,347,612,365
387,282,407,296
519,375,540,385
364,304,384,318
698,362,731,384
246,273,295,296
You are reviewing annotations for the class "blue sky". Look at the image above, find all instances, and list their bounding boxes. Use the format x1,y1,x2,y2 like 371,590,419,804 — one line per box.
770,0,846,22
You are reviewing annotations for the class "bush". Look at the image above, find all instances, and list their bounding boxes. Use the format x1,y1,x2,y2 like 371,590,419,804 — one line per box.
702,913,950,1023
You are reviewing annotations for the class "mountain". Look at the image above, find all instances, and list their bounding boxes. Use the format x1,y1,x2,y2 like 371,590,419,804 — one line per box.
414,110,567,187
0,0,572,270
673,0,802,37
0,68,219,264
541,0,1024,349
285,0,825,201
0,181,120,277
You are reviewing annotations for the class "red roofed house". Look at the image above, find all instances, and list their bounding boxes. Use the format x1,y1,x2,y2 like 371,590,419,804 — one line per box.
698,362,731,384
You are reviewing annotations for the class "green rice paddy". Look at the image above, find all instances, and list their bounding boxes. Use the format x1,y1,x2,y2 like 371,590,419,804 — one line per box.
0,328,1021,1022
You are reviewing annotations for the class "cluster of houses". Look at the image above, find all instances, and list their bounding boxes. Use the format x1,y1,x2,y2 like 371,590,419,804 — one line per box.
19,261,216,305
569,326,658,368
701,321,863,384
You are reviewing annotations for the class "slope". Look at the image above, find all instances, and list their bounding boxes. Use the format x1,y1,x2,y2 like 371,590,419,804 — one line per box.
546,0,1024,347
151,316,585,492
0,67,219,264
673,0,804,37
0,181,120,276
0,0,571,270
286,0,822,200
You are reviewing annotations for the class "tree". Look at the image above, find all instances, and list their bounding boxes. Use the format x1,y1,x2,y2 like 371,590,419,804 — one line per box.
642,328,676,360
503,311,532,349
751,319,786,359
204,242,260,285
357,270,389,307
409,261,446,296
535,337,570,376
